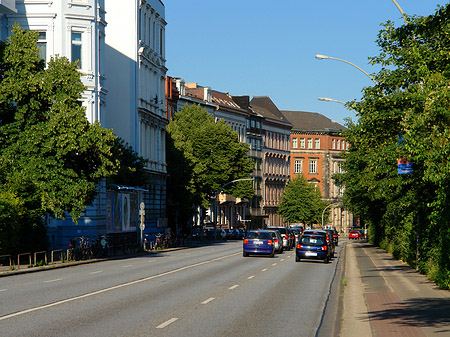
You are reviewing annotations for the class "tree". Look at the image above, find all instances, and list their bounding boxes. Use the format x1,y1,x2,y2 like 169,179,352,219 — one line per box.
108,137,148,187
0,24,118,253
336,4,450,288
166,104,254,228
277,175,328,225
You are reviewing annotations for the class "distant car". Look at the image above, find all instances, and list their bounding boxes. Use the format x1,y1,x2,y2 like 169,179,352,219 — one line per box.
349,230,361,240
266,229,283,254
243,231,275,257
267,226,293,250
296,234,330,263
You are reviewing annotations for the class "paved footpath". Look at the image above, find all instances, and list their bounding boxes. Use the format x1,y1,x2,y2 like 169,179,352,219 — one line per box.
342,241,450,337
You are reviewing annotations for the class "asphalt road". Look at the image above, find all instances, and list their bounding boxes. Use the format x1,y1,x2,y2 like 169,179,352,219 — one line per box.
0,240,344,337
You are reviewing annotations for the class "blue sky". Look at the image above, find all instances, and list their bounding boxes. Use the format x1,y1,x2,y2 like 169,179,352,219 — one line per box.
165,1,448,124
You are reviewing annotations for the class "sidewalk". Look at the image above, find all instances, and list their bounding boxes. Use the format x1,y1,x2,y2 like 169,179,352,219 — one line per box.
342,241,450,337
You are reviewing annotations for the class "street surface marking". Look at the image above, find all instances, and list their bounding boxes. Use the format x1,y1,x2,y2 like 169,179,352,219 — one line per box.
201,297,215,304
122,265,133,268
272,263,277,266
156,317,178,329
229,285,239,290
0,252,240,321
89,271,103,275
45,278,62,283
281,259,285,262
0,289,7,292
261,268,268,272
247,275,255,280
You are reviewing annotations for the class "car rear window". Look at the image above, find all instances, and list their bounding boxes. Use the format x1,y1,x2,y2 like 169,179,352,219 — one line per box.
301,236,324,245
247,232,271,240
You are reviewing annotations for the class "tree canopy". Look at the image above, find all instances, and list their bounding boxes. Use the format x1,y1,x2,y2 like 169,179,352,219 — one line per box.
0,24,119,253
277,175,328,226
166,104,254,214
336,4,450,288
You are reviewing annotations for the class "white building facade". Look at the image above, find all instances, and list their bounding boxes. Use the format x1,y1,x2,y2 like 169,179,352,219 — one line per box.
1,0,167,249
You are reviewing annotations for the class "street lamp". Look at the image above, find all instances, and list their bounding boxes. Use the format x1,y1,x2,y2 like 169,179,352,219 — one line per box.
318,97,358,115
391,0,407,22
315,54,377,85
213,178,253,239
321,202,341,228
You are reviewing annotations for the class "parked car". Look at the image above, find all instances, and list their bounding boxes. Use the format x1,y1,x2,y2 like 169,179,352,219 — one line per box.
295,233,331,263
223,229,233,240
231,229,243,240
243,231,275,257
267,226,293,250
349,230,361,240
266,229,283,254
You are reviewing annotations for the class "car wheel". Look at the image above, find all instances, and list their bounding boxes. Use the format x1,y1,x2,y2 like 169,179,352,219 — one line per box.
295,255,300,262
243,252,248,257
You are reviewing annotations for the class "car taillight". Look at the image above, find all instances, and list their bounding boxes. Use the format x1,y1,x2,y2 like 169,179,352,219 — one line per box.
268,240,273,245
297,244,302,249
244,239,248,244
322,245,328,251
275,239,278,243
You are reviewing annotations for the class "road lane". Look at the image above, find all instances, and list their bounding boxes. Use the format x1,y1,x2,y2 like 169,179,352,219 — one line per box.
0,240,344,337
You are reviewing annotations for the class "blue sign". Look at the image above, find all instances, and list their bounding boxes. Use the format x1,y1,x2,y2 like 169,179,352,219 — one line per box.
397,158,413,174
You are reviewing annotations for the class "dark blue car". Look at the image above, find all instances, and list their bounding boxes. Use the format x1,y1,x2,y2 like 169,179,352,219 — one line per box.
295,234,330,263
243,231,275,257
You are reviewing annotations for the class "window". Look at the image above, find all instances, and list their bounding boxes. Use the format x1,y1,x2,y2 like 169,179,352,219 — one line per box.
300,138,305,148
332,139,336,149
36,31,46,61
307,138,313,149
315,138,320,149
337,139,341,150
292,138,298,148
71,32,82,69
294,158,303,174
309,159,318,174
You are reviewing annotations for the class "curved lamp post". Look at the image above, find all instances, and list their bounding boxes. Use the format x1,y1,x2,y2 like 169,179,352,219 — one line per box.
391,0,407,22
318,97,358,115
213,178,254,238
315,54,377,85
321,202,341,228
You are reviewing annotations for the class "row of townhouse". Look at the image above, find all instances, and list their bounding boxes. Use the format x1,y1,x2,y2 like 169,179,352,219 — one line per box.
167,78,354,232
0,0,168,249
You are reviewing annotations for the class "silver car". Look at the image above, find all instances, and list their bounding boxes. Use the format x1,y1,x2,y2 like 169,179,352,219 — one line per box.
265,229,283,254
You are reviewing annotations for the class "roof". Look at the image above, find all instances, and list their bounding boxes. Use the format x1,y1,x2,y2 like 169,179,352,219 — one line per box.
281,110,346,131
250,96,292,126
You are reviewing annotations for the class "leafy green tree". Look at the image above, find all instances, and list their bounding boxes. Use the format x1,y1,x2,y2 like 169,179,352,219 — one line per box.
337,4,450,288
0,24,118,253
277,175,328,225
108,137,148,187
166,104,254,228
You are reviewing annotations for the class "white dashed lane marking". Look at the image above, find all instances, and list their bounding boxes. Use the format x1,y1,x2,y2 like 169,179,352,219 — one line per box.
156,317,178,329
201,297,215,304
247,275,255,280
45,278,62,283
229,285,239,290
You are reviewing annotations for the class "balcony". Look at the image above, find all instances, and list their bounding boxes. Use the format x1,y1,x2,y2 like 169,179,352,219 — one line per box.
0,0,16,14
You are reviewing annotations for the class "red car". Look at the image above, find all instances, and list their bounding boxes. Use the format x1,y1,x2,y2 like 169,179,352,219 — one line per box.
348,230,361,240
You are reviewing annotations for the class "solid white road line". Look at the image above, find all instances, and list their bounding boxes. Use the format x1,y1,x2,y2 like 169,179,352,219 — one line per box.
201,297,215,305
0,252,240,321
228,285,239,290
156,317,178,329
